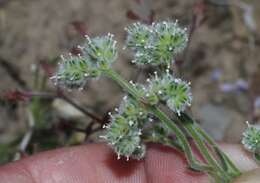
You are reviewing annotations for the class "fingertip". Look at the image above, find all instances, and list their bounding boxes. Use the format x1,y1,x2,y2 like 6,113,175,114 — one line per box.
144,144,208,183
1,143,251,183
0,144,146,183
0,161,35,183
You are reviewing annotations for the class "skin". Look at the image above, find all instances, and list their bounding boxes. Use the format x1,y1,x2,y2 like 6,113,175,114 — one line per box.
0,143,258,183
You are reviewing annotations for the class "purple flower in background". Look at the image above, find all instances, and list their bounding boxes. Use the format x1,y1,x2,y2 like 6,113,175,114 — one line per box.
254,96,260,109
219,79,248,93
219,83,236,93
211,69,222,81
235,79,249,91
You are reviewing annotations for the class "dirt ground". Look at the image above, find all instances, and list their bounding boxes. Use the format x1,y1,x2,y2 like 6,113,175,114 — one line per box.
1,0,260,156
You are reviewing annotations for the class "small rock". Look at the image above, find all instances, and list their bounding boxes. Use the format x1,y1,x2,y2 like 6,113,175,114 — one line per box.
52,99,85,119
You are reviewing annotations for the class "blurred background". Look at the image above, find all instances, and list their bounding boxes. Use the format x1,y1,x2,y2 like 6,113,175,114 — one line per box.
0,0,260,164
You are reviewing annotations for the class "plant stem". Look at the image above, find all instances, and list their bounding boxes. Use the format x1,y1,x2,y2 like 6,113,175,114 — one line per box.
181,118,231,182
104,69,212,172
103,69,140,99
149,106,213,172
103,68,241,182
178,113,241,181
193,122,241,177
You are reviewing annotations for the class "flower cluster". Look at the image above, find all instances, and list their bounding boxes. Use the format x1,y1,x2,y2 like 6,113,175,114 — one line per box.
52,54,94,89
125,21,188,66
53,20,191,159
52,33,117,89
50,20,242,182
125,23,151,50
101,96,147,160
102,72,192,160
133,72,192,115
143,123,172,145
80,33,118,69
242,122,260,153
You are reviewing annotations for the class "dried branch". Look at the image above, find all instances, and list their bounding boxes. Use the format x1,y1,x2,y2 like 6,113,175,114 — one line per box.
25,91,103,123
0,57,28,89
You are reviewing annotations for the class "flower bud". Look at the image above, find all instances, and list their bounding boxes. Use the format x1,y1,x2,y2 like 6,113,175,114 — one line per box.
52,54,95,89
125,22,151,51
164,78,192,115
145,91,159,105
151,21,188,65
242,123,260,153
125,20,188,66
53,34,118,89
147,73,192,115
81,33,118,69
102,96,147,160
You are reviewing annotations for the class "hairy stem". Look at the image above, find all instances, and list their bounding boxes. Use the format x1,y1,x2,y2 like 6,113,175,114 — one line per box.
178,113,241,181
149,106,213,172
103,68,243,182
193,122,241,177
104,69,213,172
181,118,231,182
104,69,140,99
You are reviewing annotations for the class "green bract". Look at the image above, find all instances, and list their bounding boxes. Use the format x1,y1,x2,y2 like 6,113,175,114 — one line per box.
101,96,147,160
103,115,143,160
53,33,117,89
81,33,118,69
242,123,260,153
125,20,188,66
118,96,148,121
52,54,100,89
125,23,151,50
152,21,188,64
140,73,192,115
164,78,192,115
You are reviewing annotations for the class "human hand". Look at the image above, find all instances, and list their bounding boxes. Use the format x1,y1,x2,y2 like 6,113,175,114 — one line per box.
0,143,258,183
